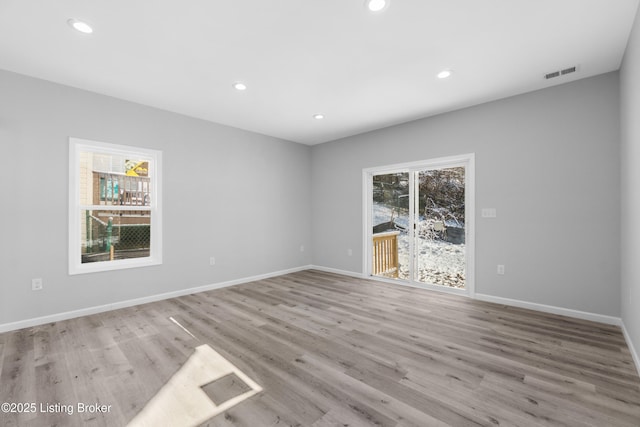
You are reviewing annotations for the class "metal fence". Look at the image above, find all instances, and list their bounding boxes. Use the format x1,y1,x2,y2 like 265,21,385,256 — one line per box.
82,213,150,263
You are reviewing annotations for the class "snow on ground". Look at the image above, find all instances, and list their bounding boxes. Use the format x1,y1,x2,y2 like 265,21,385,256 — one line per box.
373,202,466,288
398,234,465,288
373,202,399,226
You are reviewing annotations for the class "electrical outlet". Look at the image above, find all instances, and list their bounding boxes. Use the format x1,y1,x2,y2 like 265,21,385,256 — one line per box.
300,245,305,252
347,249,353,256
32,278,43,291
209,257,216,266
497,265,505,275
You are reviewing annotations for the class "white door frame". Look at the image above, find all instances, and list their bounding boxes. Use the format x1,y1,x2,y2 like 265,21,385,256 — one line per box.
362,153,475,297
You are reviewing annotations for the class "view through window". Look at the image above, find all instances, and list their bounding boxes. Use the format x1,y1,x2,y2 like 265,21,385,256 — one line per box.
69,138,162,274
366,154,474,295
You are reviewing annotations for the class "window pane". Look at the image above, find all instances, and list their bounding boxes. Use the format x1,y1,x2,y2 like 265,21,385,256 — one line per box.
80,209,151,263
415,167,466,288
372,172,409,280
79,151,151,206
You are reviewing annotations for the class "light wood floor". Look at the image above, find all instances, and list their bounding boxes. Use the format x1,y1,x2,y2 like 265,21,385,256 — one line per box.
1,270,639,426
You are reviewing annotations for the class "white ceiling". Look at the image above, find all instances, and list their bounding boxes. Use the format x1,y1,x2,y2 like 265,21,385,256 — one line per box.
0,0,638,145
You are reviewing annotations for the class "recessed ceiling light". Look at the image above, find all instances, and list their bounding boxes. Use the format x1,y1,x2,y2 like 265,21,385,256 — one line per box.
67,18,93,34
313,114,325,120
232,82,247,91
365,0,388,12
437,69,453,79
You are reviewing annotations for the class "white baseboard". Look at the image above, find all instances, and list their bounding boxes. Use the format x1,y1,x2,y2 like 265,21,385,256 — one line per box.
474,293,622,326
310,267,623,326
621,321,640,377
0,265,312,334
309,265,365,279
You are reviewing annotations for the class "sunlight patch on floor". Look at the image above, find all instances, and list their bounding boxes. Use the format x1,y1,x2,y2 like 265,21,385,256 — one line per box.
128,344,262,427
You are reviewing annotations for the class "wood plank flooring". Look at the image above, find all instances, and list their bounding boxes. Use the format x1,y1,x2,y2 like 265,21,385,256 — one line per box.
1,269,639,426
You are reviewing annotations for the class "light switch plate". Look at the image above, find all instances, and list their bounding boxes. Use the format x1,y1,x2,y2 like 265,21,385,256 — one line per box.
482,208,497,218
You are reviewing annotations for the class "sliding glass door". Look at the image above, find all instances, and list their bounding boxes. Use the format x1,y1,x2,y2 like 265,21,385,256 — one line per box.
365,155,474,295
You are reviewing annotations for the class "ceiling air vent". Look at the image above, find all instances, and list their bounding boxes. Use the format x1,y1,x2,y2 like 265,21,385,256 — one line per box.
544,65,578,80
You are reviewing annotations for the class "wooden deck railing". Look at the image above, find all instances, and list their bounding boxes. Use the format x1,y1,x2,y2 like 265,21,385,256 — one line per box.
372,231,400,278
94,172,151,206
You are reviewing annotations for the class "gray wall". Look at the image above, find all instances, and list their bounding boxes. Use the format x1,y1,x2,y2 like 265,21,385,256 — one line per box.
0,70,312,326
0,66,626,327
311,72,621,316
621,7,640,365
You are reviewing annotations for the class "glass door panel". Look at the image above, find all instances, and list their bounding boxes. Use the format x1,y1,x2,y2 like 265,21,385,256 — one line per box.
371,172,409,280
414,167,466,289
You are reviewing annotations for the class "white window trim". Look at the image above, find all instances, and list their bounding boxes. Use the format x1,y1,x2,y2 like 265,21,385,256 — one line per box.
68,137,163,275
362,153,475,297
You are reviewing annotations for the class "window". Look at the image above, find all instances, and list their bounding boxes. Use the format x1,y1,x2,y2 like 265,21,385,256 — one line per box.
69,138,162,275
